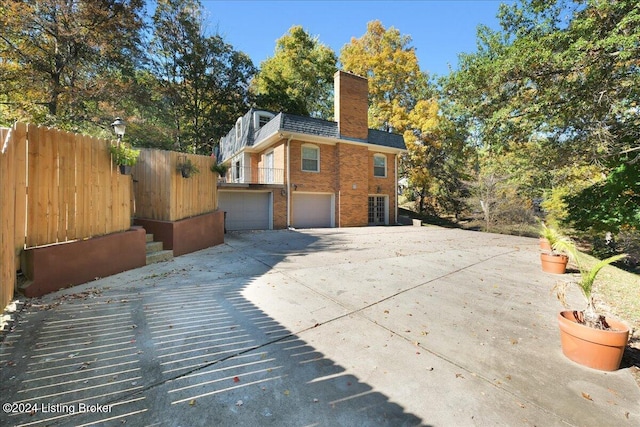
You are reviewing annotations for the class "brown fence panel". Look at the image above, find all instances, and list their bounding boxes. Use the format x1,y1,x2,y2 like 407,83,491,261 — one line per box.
170,153,218,221
13,123,28,263
21,124,131,249
133,148,172,221
0,126,16,311
133,149,217,222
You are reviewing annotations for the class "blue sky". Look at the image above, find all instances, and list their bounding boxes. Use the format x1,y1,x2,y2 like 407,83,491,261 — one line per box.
200,0,511,77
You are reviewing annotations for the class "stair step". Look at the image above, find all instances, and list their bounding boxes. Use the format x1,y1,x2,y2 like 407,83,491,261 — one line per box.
146,233,154,243
146,241,163,253
146,250,174,265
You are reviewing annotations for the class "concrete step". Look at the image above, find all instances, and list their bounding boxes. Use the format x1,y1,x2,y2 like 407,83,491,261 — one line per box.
146,233,154,243
146,250,174,265
146,241,163,254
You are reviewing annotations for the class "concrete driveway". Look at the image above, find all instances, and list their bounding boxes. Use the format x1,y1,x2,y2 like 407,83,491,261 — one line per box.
1,226,638,426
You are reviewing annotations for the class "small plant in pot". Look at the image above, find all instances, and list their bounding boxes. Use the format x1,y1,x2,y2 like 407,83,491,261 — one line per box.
177,157,199,178
539,223,571,274
108,143,140,175
210,161,228,179
553,239,629,371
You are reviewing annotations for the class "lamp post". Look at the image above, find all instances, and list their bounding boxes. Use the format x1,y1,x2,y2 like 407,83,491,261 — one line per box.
110,117,126,142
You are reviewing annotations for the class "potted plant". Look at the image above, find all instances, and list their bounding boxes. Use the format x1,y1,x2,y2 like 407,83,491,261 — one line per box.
539,223,570,274
177,157,199,178
210,161,228,179
553,239,628,371
108,143,140,175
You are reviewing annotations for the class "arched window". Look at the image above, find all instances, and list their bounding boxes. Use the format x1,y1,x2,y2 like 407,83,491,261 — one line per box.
373,154,387,177
301,144,320,172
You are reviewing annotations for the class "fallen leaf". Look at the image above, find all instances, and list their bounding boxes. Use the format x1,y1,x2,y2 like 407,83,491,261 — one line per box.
456,373,465,379
233,376,240,383
235,400,243,407
283,390,290,396
189,399,196,406
581,392,593,401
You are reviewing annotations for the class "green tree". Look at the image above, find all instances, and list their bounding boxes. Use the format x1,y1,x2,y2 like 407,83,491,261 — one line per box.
443,0,639,231
340,20,429,132
0,0,144,130
565,155,640,234
149,0,255,154
250,26,337,118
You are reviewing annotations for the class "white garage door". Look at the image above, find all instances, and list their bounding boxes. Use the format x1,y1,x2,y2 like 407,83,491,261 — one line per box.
219,191,271,231
292,193,333,228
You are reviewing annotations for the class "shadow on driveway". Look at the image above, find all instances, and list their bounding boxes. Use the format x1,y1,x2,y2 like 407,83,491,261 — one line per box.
0,230,428,426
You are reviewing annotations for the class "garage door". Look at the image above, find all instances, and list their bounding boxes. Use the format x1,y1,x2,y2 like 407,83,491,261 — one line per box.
219,191,271,230
292,193,333,228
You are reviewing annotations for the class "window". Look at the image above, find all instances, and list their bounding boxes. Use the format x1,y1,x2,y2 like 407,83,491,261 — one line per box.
235,117,242,141
264,151,274,183
301,144,319,172
373,154,387,177
258,114,271,128
253,111,274,129
234,160,241,182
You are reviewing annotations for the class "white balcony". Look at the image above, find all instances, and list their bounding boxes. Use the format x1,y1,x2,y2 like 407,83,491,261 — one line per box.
218,166,284,185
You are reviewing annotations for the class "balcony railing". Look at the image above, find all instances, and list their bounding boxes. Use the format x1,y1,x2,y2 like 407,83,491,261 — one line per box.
218,166,284,185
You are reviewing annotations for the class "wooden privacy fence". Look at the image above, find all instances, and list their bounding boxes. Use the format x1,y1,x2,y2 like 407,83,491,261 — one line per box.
133,149,217,221
0,122,132,310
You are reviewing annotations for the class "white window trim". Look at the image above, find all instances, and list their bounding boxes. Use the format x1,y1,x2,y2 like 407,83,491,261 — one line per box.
301,144,320,172
373,153,387,178
254,112,274,129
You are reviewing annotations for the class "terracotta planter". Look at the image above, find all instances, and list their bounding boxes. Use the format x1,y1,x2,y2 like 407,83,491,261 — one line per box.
558,311,629,371
539,237,551,251
540,253,568,274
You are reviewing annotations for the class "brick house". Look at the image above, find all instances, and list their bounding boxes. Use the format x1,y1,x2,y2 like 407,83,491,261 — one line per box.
217,71,406,230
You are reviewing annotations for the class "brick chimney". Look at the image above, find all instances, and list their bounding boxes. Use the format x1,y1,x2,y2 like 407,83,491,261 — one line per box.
334,71,368,140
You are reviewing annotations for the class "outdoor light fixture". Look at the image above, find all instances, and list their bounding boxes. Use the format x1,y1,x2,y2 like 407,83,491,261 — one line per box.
111,117,126,140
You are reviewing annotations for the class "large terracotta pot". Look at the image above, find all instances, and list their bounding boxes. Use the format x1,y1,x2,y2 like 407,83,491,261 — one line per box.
558,311,629,371
540,253,568,274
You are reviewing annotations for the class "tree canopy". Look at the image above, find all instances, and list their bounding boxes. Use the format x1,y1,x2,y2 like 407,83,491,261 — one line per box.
0,0,144,132
250,26,337,118
148,0,255,153
340,20,428,132
442,0,639,233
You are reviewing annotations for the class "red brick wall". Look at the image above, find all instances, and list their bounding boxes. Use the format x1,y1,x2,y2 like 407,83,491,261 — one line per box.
336,143,369,226
289,140,337,192
334,71,368,140
253,137,399,228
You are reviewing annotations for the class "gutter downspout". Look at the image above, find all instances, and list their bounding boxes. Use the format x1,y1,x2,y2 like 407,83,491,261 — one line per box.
395,154,399,224
286,135,292,228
